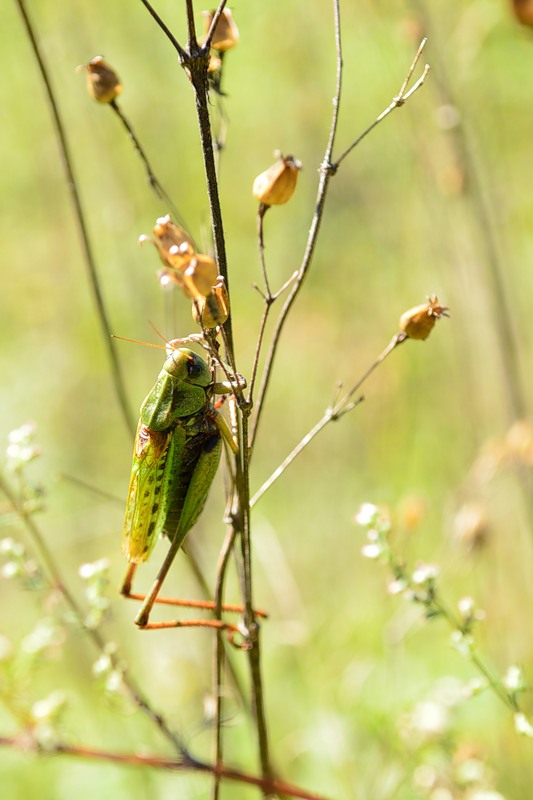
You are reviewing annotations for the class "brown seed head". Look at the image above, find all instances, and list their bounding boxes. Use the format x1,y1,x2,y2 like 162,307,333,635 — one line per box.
182,254,219,300
79,56,122,104
192,277,230,329
253,154,302,207
203,9,239,52
510,0,533,26
144,215,195,272
399,295,449,340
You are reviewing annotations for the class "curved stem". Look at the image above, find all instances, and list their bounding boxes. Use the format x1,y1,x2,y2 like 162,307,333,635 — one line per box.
110,100,187,228
0,471,186,754
249,0,344,451
15,0,135,436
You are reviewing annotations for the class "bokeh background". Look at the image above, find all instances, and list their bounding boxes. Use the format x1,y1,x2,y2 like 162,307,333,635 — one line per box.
1,0,533,797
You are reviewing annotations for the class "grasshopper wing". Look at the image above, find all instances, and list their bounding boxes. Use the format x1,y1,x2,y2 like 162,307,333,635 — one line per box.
122,421,174,564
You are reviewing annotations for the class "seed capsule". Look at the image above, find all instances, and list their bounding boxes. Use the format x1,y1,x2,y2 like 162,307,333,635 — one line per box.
192,277,230,328
203,9,239,52
78,56,122,104
399,295,449,340
253,154,302,207
140,215,195,277
510,0,533,26
183,254,219,300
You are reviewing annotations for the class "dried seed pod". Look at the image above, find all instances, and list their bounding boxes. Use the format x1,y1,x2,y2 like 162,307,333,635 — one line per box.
399,295,449,340
182,254,219,299
253,154,302,207
510,0,533,26
192,278,230,329
78,56,122,104
140,215,195,276
208,52,223,74
203,9,239,52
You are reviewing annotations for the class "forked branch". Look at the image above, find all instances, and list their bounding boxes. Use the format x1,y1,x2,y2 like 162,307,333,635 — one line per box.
250,36,430,451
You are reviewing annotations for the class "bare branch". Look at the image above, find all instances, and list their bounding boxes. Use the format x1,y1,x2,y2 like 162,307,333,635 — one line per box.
0,734,333,800
249,0,344,451
333,39,430,169
251,334,405,506
15,0,135,436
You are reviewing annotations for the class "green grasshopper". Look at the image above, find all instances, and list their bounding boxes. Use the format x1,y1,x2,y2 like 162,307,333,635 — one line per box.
121,344,238,628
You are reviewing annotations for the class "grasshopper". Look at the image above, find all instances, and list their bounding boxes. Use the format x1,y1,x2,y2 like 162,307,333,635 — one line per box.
120,344,239,629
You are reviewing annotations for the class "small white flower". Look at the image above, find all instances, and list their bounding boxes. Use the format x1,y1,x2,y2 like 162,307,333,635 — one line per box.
0,538,25,557
2,561,20,578
450,629,474,656
503,665,525,693
388,578,408,595
79,558,110,580
457,596,475,616
31,690,66,721
361,542,383,559
93,653,112,676
514,712,533,737
410,699,449,736
105,670,124,694
355,503,378,526
412,563,439,585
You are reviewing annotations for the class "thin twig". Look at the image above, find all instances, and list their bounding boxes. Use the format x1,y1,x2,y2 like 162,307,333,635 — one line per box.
333,38,430,169
109,100,186,227
239,412,272,790
251,334,405,507
0,735,332,800
15,0,135,436
211,522,239,800
249,0,345,452
203,0,229,51
0,472,186,754
250,36,430,451
185,0,198,50
137,0,187,58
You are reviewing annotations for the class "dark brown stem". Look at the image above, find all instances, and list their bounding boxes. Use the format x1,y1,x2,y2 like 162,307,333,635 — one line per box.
211,522,238,800
15,0,135,436
240,411,272,789
109,100,186,227
138,0,187,58
0,735,332,800
187,56,234,356
203,0,229,51
185,0,198,49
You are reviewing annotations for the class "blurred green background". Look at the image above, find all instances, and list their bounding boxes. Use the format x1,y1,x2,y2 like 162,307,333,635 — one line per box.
1,0,533,797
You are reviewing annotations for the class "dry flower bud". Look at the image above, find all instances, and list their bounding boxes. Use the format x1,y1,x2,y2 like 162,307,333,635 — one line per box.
253,154,302,207
182,254,219,300
192,278,230,329
503,420,533,466
511,0,533,26
208,52,223,74
453,502,489,551
399,295,449,340
140,215,195,275
203,9,239,52
78,56,122,104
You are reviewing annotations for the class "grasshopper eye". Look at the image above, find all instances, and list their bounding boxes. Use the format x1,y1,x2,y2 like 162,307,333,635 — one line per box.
186,357,203,380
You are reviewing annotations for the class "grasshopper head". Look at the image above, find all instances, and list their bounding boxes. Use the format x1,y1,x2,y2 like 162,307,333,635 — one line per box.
165,348,211,387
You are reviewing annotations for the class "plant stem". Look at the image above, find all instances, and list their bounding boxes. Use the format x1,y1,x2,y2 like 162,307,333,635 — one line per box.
15,0,135,436
249,0,344,451
109,100,186,227
250,34,430,451
0,472,186,754
0,735,332,800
